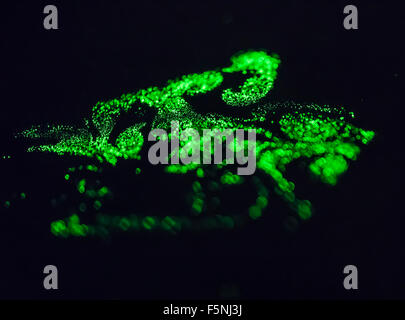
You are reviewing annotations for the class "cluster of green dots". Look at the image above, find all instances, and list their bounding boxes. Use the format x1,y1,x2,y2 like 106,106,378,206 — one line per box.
19,51,279,165
15,50,375,237
247,176,269,220
2,193,27,210
51,213,241,237
21,122,145,166
279,112,374,186
220,171,243,185
222,51,280,106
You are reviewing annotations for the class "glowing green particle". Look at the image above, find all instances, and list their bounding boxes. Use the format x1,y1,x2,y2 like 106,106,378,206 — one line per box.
119,218,131,231
297,200,312,220
64,174,70,181
51,220,68,237
220,171,242,185
192,181,202,193
192,197,204,214
86,164,98,172
309,155,348,186
77,179,86,194
249,205,262,220
196,168,204,178
51,215,88,237
93,200,102,210
256,196,268,209
97,186,109,197
142,216,157,230
335,143,359,160
161,216,180,233
68,214,88,236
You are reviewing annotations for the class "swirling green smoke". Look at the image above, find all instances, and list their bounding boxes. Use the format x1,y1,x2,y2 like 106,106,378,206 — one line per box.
18,51,375,238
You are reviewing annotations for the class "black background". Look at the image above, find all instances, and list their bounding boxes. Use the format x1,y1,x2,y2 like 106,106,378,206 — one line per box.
1,0,404,299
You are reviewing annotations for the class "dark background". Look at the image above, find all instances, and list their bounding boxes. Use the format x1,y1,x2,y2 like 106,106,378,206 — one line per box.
1,0,403,299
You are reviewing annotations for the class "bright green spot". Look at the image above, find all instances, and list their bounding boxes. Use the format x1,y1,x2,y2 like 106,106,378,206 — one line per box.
249,205,262,220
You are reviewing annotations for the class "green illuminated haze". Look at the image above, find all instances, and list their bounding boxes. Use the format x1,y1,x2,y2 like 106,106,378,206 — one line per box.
18,51,375,237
